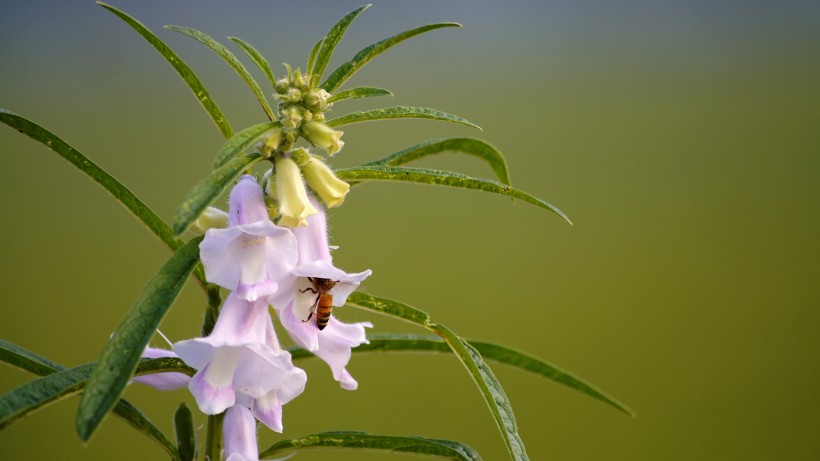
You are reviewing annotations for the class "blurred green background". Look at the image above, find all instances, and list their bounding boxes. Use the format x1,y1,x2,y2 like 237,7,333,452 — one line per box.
1,1,819,459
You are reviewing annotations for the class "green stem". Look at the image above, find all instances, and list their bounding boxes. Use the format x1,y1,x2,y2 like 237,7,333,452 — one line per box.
205,412,225,461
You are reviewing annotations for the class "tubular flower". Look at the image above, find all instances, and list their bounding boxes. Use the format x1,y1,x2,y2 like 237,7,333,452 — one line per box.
199,175,298,301
173,293,307,430
269,196,372,390
273,155,318,228
292,148,350,209
301,121,344,155
224,405,259,461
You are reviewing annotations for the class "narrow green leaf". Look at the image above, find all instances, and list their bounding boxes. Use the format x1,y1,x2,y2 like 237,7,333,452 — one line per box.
175,403,197,461
76,238,203,441
335,166,571,224
97,2,232,138
260,431,481,461
0,339,66,375
311,334,632,417
166,25,276,121
307,37,324,76
326,106,481,130
311,5,370,84
345,291,431,326
322,22,461,93
327,86,393,103
0,108,189,254
430,324,529,461
0,360,179,458
212,121,279,169
362,137,510,185
228,36,276,89
173,153,263,235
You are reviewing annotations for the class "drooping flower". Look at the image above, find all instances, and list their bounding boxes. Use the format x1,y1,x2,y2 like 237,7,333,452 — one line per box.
269,196,372,390
173,292,307,431
290,147,350,209
224,404,259,461
301,121,344,155
199,175,298,301
273,156,318,227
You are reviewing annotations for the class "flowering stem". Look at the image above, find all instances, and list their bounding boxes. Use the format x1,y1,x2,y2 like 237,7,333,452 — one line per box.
201,284,222,336
205,412,225,461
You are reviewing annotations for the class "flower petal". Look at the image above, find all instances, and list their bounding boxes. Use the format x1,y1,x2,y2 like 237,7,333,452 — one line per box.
224,404,259,461
313,317,371,390
131,347,190,390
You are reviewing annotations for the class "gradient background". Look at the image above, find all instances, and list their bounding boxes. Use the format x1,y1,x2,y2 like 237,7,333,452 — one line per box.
1,1,819,460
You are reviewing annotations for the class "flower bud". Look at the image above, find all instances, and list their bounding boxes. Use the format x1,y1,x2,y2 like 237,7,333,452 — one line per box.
258,128,283,157
191,206,230,234
298,152,350,208
301,121,344,155
303,89,331,111
274,78,289,94
274,155,318,227
280,105,304,130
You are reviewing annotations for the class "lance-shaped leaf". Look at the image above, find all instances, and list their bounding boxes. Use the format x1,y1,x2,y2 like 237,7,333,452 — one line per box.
342,294,531,461
311,5,370,84
97,2,232,139
228,36,276,89
362,137,510,185
76,238,203,441
306,37,323,76
0,356,188,458
335,166,571,224
430,324,529,461
260,431,481,461
327,86,393,103
0,108,213,284
0,339,66,376
212,121,279,169
175,403,196,461
173,153,263,236
345,291,431,326
322,22,462,93
326,106,481,130
299,334,632,417
166,25,276,121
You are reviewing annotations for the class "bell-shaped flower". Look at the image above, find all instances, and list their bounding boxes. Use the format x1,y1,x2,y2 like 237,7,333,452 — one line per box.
191,206,229,234
199,175,298,301
273,155,318,228
301,121,344,155
224,404,259,461
291,148,349,209
173,293,307,427
131,346,190,391
269,196,372,390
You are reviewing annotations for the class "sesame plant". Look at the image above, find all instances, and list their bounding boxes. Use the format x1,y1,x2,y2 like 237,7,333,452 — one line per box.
0,3,633,460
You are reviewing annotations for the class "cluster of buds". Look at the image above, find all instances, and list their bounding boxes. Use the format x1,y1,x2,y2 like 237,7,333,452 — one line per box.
273,67,344,155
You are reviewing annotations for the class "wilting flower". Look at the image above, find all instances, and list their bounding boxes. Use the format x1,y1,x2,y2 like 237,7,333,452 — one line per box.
269,196,372,390
199,175,298,301
173,293,306,431
273,156,318,227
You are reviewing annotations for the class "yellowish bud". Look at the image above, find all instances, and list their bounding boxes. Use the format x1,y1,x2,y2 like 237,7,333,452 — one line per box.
300,154,350,208
258,128,283,157
281,105,304,130
301,121,344,155
191,206,229,234
273,155,318,227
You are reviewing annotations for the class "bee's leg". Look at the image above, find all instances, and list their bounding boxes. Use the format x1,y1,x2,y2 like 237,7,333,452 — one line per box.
302,295,319,322
300,287,319,294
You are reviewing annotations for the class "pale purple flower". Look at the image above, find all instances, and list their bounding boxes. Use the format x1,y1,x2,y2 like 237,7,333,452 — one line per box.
173,293,306,431
224,404,259,461
132,346,190,391
269,196,372,390
200,175,298,301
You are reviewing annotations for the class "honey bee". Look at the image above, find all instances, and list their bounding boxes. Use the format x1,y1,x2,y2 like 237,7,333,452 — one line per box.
300,277,338,331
